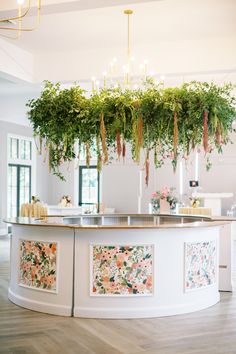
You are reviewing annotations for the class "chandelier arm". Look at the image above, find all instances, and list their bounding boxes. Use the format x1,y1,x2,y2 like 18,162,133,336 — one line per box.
0,3,41,33
0,0,31,23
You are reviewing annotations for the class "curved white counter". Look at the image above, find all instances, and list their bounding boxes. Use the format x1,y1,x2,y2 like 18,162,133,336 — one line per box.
5,215,226,318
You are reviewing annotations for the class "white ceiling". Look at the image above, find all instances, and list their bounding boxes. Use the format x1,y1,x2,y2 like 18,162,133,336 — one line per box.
1,0,236,52
0,0,236,95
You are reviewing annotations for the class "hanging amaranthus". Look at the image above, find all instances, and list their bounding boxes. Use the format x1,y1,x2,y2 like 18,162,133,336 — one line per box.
96,135,102,172
85,142,90,167
131,115,138,161
145,149,150,186
138,114,143,148
63,134,68,154
122,137,126,160
154,144,158,167
116,131,122,160
48,143,52,172
43,141,49,163
100,112,108,163
34,135,43,155
131,100,143,163
39,136,42,155
203,110,209,153
75,142,81,170
136,114,143,163
173,111,178,158
215,125,222,145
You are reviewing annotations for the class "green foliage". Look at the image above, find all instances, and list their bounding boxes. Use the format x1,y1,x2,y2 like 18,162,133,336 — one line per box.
27,80,236,180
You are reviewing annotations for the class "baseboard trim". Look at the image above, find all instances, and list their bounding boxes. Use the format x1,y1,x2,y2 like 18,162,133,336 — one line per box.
8,289,220,319
74,294,220,319
8,288,72,316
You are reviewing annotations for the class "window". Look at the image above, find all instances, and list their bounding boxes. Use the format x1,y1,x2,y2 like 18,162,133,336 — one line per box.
7,135,34,217
9,137,32,161
79,166,100,206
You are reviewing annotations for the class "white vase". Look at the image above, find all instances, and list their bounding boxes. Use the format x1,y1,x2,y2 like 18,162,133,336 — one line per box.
160,199,170,214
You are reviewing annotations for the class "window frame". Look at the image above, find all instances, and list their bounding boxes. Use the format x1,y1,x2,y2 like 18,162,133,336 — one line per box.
7,134,36,218
78,165,100,207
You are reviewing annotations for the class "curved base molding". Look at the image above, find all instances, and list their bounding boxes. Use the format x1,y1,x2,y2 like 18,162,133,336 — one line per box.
74,293,220,319
8,288,72,316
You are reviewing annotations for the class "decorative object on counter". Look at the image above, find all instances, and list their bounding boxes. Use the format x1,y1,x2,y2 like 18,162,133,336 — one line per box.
179,206,211,216
19,239,57,292
151,186,178,213
27,81,236,184
20,202,48,218
185,240,217,291
189,196,201,208
92,245,153,295
58,195,73,208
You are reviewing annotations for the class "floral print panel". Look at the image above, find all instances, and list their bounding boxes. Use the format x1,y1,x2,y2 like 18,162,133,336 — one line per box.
19,240,57,292
185,240,216,291
92,245,153,296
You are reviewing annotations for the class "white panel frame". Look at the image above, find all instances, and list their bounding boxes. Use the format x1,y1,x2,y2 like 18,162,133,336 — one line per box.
89,243,155,297
184,239,217,292
18,238,60,294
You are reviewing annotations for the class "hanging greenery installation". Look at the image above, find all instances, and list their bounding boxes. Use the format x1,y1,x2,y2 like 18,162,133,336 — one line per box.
27,80,236,183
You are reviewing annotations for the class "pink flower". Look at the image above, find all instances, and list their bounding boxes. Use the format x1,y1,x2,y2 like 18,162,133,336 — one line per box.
161,186,170,198
146,276,152,288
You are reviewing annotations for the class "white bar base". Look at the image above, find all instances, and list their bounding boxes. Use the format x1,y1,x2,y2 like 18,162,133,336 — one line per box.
74,294,220,319
8,288,72,316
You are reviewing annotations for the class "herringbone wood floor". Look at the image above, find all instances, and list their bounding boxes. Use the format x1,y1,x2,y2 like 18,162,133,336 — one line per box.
1,235,236,354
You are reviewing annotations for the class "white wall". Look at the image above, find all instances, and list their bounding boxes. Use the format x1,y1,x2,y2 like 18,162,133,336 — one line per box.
0,93,37,126
35,36,236,83
0,120,50,234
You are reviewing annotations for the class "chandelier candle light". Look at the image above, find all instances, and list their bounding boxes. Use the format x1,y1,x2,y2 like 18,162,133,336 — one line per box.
0,0,41,39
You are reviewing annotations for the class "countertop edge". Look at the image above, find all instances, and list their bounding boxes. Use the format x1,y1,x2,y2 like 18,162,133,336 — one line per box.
4,217,229,230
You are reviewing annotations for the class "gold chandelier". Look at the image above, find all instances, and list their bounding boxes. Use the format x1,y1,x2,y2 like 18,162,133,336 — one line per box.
0,0,41,39
91,9,165,91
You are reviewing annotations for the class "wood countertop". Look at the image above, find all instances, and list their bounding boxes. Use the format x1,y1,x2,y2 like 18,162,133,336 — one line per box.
4,216,229,230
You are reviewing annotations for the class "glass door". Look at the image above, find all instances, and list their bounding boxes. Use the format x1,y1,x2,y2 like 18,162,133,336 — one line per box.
8,164,31,217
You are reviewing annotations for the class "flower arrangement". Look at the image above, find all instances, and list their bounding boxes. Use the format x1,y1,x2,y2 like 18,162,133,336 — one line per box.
58,195,73,207
151,186,178,212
